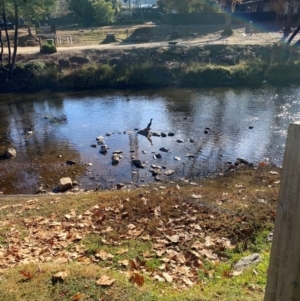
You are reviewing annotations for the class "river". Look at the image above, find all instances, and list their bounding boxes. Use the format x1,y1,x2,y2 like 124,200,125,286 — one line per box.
0,84,298,194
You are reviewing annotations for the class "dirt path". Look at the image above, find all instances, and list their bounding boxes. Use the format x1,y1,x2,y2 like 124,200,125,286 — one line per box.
4,27,286,55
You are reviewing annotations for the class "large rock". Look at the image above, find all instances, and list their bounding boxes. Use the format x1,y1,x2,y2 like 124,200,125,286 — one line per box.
112,154,121,164
5,148,16,159
58,177,73,192
234,253,261,271
132,159,145,168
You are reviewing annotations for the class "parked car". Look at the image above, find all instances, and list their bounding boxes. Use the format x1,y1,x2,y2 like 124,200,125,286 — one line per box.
0,21,15,30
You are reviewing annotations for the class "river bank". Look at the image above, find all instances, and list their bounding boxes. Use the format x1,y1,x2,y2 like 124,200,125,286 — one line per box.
0,164,279,300
1,43,300,93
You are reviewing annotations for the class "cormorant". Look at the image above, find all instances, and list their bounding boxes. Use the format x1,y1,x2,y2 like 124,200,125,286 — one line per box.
146,118,153,130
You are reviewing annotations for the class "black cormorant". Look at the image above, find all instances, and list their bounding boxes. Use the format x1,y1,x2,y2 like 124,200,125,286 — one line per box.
146,118,153,130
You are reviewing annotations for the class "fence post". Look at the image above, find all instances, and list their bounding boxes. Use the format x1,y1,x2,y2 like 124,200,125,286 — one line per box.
265,121,300,301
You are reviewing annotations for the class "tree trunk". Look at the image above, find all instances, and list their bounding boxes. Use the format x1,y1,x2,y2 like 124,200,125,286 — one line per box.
287,24,300,45
222,1,233,36
27,24,32,36
282,0,293,40
0,29,3,63
10,1,18,77
2,1,11,69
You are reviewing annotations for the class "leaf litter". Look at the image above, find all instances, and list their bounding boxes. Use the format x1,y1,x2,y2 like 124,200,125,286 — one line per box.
0,165,280,289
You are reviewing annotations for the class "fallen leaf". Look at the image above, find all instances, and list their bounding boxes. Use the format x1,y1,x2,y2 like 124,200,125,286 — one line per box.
182,276,194,286
166,235,180,243
52,271,69,283
20,270,33,281
191,194,202,199
154,206,161,217
129,273,144,286
163,272,173,283
116,248,128,255
95,250,114,261
118,259,129,267
153,274,165,282
72,292,85,300
232,270,243,276
96,275,116,286
129,256,146,270
127,224,136,230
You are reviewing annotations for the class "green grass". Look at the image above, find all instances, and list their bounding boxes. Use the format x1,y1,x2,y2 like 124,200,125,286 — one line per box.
0,236,271,301
0,166,279,301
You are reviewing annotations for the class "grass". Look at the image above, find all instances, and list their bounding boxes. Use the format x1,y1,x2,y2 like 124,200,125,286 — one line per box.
2,42,300,92
0,164,280,300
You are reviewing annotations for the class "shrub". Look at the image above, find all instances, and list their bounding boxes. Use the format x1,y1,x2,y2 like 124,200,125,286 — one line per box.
40,44,57,54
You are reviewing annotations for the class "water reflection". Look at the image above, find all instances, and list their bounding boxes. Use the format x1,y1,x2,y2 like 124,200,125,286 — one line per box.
0,84,299,194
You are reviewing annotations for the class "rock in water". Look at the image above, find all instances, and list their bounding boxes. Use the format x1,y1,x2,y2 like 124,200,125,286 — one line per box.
159,147,169,152
132,159,145,168
5,148,16,159
58,177,72,192
112,154,121,164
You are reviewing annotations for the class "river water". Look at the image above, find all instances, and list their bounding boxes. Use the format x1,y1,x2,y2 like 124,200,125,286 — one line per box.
0,84,299,194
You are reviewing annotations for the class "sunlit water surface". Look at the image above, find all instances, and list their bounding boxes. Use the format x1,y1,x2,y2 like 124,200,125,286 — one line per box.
0,84,299,194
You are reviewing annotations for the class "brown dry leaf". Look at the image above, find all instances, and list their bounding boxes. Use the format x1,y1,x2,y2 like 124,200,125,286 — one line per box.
166,235,180,243
53,257,69,264
182,276,194,286
153,274,165,282
232,270,243,276
140,235,151,241
116,248,128,255
118,259,129,267
72,292,85,300
128,229,144,237
222,270,232,278
259,161,267,167
19,270,34,280
204,236,214,247
154,206,161,217
199,249,217,260
52,271,69,283
129,257,146,270
95,250,114,261
127,223,136,230
96,275,116,286
156,249,166,257
191,194,202,199
129,273,144,287
162,272,173,283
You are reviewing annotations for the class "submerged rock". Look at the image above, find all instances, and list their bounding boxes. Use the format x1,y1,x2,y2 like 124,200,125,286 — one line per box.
112,154,121,164
5,148,16,159
132,159,146,168
159,147,169,152
165,170,175,176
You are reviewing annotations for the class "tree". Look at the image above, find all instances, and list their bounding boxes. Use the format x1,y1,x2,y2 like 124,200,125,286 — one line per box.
221,0,233,36
92,0,115,25
157,0,221,13
68,0,116,26
0,0,57,77
20,0,57,36
67,0,94,25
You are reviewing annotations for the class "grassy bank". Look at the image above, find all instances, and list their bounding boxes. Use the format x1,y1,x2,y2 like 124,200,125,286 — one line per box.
1,44,300,92
0,164,280,300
